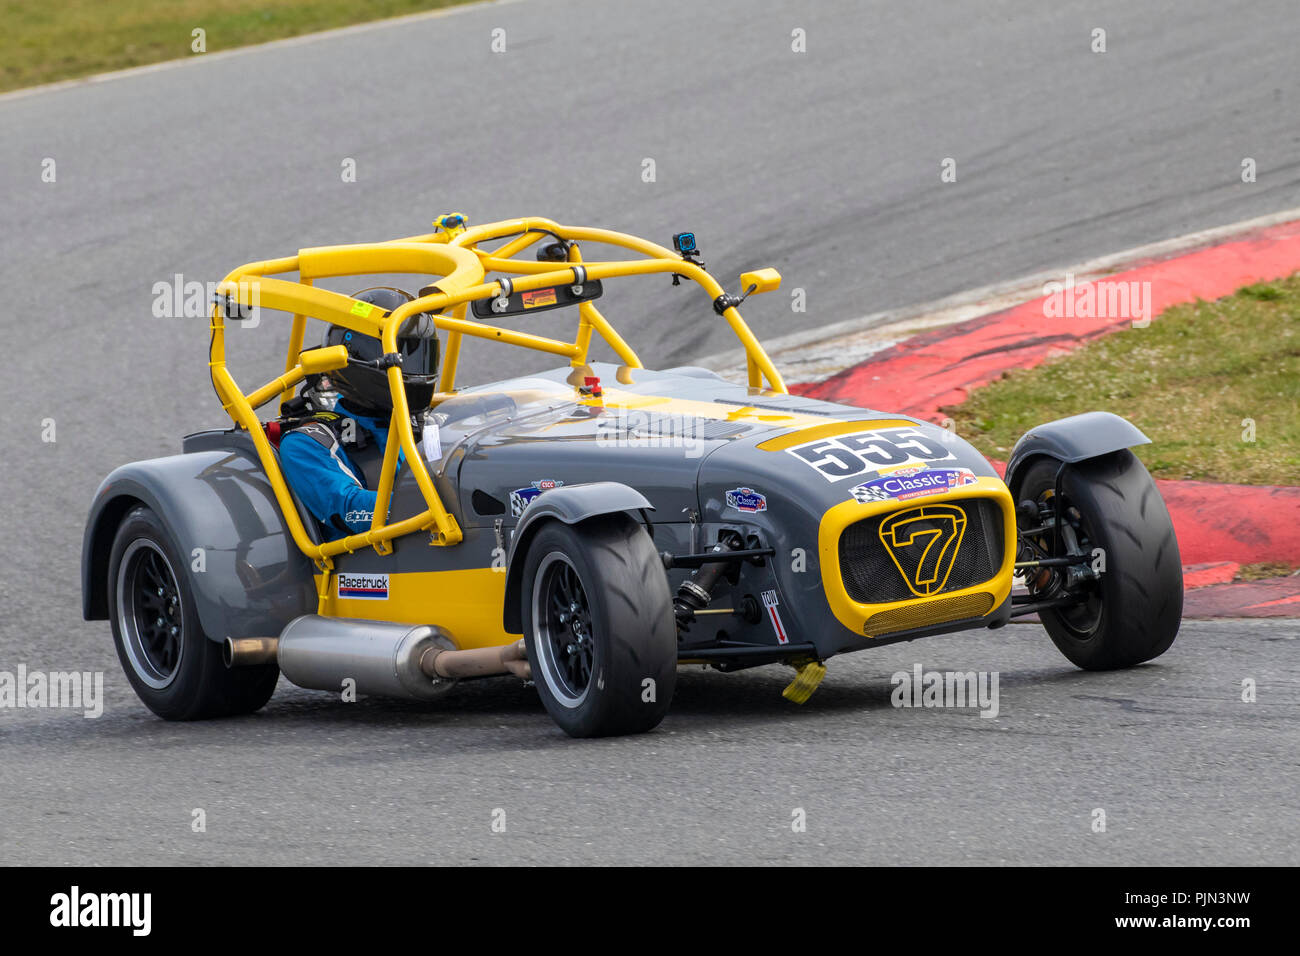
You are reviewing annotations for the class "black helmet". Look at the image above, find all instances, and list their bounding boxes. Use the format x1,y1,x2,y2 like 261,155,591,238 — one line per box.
317,288,440,415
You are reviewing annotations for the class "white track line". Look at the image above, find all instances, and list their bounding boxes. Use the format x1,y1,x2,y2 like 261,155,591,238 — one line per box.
0,0,524,105
702,205,1300,384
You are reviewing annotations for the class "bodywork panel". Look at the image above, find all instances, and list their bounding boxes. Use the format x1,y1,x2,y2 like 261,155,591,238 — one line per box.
85,362,1021,658
82,441,318,641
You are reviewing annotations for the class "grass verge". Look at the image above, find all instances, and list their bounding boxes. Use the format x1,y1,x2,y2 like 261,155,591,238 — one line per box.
1,0,476,93
945,274,1300,485
1236,562,1299,581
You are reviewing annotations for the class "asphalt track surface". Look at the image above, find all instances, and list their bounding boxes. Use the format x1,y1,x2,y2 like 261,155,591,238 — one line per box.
2,0,1299,865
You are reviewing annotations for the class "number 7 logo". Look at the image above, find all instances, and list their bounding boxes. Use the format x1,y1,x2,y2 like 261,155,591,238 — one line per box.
878,505,967,596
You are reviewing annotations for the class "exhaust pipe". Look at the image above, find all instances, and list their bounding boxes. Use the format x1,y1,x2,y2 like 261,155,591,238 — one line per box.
224,616,531,700
224,637,278,667
420,639,530,681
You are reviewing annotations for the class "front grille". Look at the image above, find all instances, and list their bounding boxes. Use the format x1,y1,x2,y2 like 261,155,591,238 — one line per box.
863,592,995,637
839,498,1003,604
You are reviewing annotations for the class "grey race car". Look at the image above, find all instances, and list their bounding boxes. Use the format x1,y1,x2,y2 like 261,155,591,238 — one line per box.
81,216,1183,737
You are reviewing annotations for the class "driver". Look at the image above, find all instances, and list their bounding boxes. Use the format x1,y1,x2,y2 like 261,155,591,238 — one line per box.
279,288,439,540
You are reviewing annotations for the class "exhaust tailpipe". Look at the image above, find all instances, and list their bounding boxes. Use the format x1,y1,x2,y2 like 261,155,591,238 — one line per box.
224,636,278,668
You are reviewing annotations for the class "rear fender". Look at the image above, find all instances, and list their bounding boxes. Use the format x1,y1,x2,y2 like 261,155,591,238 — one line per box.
82,442,318,641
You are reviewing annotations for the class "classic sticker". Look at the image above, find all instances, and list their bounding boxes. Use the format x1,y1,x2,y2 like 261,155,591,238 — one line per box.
725,487,768,513
510,479,564,517
338,572,389,600
785,427,955,481
849,467,977,504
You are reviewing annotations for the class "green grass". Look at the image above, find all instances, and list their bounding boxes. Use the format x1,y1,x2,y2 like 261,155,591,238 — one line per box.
1236,562,1299,581
945,273,1300,486
0,0,476,92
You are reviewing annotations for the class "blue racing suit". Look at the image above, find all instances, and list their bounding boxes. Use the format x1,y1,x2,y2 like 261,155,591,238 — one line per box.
279,401,405,539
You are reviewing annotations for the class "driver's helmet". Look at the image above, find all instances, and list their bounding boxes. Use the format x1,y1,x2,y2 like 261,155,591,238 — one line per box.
318,287,440,416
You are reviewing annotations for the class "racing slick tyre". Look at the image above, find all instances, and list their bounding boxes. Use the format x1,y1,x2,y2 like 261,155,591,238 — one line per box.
107,506,279,720
520,513,676,737
1017,451,1182,670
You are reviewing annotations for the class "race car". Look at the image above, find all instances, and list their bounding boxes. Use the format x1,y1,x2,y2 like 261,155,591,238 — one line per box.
81,215,1183,737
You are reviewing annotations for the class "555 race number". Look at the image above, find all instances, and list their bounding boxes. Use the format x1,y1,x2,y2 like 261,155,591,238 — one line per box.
785,427,954,481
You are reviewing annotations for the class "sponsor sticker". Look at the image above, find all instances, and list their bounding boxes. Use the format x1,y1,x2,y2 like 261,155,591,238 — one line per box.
761,589,789,644
849,467,977,504
725,487,768,513
421,421,442,462
338,572,389,600
510,479,564,517
522,288,558,309
349,300,375,318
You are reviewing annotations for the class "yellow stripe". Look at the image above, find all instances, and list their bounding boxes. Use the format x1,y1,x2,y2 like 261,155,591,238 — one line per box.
317,568,516,649
598,388,833,428
755,419,918,451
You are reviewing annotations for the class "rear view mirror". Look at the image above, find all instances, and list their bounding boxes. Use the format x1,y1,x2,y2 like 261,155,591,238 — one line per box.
300,345,349,375
739,268,781,295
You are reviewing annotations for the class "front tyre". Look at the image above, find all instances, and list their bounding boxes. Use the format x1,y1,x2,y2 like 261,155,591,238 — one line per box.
108,506,279,719
521,514,676,737
1017,451,1182,670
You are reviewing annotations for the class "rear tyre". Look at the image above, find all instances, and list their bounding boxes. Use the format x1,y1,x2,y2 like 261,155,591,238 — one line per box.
521,514,676,737
1016,451,1182,670
108,507,279,719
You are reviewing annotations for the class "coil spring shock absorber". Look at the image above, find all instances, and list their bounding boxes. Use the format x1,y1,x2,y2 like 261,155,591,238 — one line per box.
672,535,741,633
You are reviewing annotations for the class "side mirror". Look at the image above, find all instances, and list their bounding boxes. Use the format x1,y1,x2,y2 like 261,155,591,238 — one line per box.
301,345,349,375
739,268,781,295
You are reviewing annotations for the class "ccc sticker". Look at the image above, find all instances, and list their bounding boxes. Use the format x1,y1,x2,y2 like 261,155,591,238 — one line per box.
877,505,967,597
786,428,954,481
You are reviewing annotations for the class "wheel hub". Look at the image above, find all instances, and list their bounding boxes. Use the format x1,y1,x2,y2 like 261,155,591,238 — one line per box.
117,539,185,688
533,554,596,706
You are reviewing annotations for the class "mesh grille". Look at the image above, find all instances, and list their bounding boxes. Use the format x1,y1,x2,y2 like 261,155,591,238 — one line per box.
863,592,995,637
839,498,1003,604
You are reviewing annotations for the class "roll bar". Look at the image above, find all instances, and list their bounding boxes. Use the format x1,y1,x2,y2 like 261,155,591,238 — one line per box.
206,216,786,581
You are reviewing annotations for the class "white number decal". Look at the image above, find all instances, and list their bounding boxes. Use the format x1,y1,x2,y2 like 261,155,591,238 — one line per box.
786,428,955,481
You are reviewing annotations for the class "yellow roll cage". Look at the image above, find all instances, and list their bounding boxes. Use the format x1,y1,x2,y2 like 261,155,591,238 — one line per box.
208,216,786,573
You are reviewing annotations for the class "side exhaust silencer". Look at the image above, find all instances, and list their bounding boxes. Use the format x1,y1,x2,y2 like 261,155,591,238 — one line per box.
224,616,531,700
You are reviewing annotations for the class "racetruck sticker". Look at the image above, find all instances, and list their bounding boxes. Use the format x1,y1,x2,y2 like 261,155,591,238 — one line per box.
338,572,389,600
761,589,789,644
785,427,955,481
849,467,977,504
510,479,564,517
725,487,768,513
